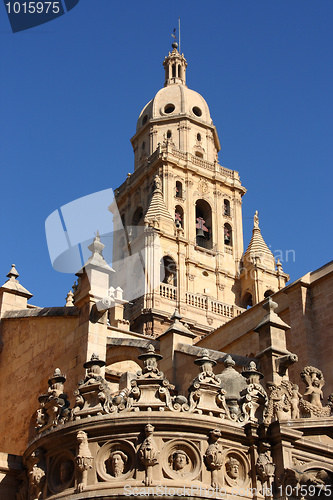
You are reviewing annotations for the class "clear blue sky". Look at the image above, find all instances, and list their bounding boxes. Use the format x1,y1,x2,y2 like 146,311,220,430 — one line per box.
1,0,332,306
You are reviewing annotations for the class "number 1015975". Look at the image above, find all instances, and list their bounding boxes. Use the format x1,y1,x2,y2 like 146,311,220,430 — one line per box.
5,2,61,14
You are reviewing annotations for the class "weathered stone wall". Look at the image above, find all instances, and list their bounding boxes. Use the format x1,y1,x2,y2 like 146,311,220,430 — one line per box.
0,315,79,455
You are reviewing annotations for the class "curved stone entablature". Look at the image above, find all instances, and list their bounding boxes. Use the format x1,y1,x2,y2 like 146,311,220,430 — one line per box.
19,345,333,499
23,413,255,499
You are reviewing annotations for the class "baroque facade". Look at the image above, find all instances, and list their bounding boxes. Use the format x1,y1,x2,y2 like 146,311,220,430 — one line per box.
0,42,333,500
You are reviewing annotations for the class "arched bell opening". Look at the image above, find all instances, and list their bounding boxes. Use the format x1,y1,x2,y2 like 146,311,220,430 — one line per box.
175,205,184,228
224,223,232,246
195,199,212,249
161,256,177,287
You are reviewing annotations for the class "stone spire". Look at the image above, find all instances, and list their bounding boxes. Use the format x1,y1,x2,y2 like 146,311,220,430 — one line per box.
144,175,174,227
163,42,187,86
1,264,32,298
243,211,275,270
0,264,33,316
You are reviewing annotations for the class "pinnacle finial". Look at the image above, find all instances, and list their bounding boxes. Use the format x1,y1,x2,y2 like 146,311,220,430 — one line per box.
6,264,19,281
263,296,278,313
87,230,105,256
224,354,236,368
171,308,182,322
65,290,74,307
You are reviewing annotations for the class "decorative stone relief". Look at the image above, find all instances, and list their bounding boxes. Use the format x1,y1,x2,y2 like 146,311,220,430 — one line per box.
49,451,75,494
35,369,70,432
130,344,189,412
188,350,230,418
161,440,201,480
204,429,223,489
217,356,251,423
26,449,46,500
264,380,296,424
256,443,275,492
73,354,121,418
299,366,331,418
198,179,209,194
138,424,159,486
241,361,267,422
281,467,333,495
265,366,333,423
96,440,135,482
75,431,93,493
224,450,249,489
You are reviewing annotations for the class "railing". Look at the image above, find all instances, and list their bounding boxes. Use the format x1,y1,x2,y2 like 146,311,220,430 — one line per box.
160,283,177,301
185,292,244,318
210,300,233,318
186,292,207,310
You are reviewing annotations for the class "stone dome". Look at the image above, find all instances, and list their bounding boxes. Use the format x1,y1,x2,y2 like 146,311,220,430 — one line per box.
136,84,213,132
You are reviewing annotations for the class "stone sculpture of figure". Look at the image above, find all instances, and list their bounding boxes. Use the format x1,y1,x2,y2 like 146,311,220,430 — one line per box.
301,366,325,406
170,450,189,474
153,174,162,192
291,384,301,419
254,210,259,228
108,451,127,477
204,429,223,489
27,449,46,500
75,431,93,493
139,424,159,486
299,366,331,418
264,381,291,423
226,456,240,480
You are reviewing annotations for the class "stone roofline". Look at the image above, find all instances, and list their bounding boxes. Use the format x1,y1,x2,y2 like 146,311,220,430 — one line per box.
114,143,245,201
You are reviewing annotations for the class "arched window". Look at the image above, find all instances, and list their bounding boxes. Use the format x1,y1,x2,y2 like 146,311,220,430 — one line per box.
241,292,253,309
223,199,230,216
195,199,212,249
178,64,181,77
167,130,172,139
175,205,184,228
132,207,143,226
176,181,182,198
118,236,125,260
172,64,176,78
161,256,177,286
131,207,144,238
264,289,274,298
224,223,232,246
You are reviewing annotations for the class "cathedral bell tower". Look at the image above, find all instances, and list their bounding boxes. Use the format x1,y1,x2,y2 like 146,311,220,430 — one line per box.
112,43,284,338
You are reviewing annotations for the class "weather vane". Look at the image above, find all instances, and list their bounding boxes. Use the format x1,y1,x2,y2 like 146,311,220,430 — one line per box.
171,19,181,52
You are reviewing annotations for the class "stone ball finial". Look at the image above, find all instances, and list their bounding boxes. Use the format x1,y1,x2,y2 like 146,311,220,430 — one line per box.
172,41,178,49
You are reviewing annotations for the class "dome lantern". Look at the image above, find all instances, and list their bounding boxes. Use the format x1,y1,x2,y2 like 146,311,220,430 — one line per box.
163,44,187,87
